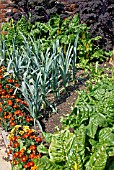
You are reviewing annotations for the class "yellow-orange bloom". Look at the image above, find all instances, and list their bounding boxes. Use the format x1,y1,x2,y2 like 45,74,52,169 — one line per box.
30,165,38,170
19,130,24,135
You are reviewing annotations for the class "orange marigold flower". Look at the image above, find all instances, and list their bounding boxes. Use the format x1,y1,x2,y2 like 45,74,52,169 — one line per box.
5,94,11,98
5,85,10,88
7,79,13,83
22,101,28,106
8,88,13,93
13,141,19,148
0,107,2,112
11,95,16,98
7,149,12,155
22,133,29,139
10,122,16,127
7,100,13,106
14,110,21,115
21,156,28,162
13,160,19,165
13,104,19,109
10,117,14,121
14,83,20,87
7,114,12,119
15,98,22,103
4,115,7,119
30,135,36,139
29,145,36,151
1,95,5,98
0,101,3,106
24,164,28,169
0,75,3,79
28,129,34,134
13,152,19,158
1,90,6,95
20,148,25,153
19,112,23,116
27,161,34,167
34,153,41,158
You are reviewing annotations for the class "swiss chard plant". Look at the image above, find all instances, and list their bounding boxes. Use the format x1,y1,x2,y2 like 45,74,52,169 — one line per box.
32,76,114,170
33,128,85,170
61,77,114,169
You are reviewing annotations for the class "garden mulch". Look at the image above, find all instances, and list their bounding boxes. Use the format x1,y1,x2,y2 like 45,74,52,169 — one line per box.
39,70,85,133
40,61,113,133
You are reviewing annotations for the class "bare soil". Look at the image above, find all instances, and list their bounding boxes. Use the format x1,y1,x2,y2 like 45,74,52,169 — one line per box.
40,62,113,133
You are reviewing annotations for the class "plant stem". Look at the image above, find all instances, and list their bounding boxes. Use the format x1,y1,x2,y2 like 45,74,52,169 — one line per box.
36,119,43,133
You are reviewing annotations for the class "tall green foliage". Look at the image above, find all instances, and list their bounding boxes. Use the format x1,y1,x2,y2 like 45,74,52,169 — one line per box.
2,33,79,130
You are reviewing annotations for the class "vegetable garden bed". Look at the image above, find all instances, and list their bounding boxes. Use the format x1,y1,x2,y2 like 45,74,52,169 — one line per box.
0,61,114,170
0,4,113,168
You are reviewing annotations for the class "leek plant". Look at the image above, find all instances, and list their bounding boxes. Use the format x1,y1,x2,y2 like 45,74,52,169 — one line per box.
72,33,79,83
50,40,61,99
0,35,7,66
58,44,73,91
7,44,29,82
3,32,79,131
21,72,43,131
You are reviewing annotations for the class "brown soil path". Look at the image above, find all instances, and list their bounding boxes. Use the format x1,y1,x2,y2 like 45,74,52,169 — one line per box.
0,127,11,170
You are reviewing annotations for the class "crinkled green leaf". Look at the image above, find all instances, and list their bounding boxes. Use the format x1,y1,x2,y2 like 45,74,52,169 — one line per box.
49,128,85,169
33,156,65,170
99,127,114,146
37,143,48,154
49,129,75,162
87,113,108,138
42,132,53,143
85,144,108,170
34,129,85,170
